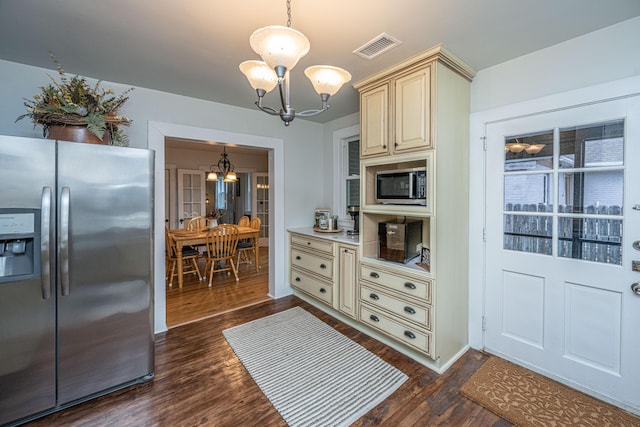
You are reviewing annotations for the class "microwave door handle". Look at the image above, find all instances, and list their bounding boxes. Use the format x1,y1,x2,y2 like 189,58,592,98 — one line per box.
409,173,415,199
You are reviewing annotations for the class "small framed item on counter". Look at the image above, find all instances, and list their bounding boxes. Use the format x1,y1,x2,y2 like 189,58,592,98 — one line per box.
314,208,331,228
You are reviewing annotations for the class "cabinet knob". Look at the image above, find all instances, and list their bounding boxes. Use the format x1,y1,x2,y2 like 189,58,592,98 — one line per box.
404,306,416,315
320,287,327,293
370,272,380,279
295,277,301,282
296,255,301,260
320,263,327,269
404,282,416,290
394,142,398,147
369,293,379,301
369,314,380,322
404,331,416,339
382,145,387,149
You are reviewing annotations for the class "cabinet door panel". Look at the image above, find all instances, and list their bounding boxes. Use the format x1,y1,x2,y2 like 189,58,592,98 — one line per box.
361,83,389,157
395,67,431,151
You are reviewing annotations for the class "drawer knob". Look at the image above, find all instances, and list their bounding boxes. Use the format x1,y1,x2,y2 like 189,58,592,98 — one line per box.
307,241,311,245
369,314,380,322
404,282,416,290
404,306,416,315
320,263,327,269
320,287,327,293
369,293,379,301
404,331,416,339
296,255,301,260
295,277,301,282
370,272,380,279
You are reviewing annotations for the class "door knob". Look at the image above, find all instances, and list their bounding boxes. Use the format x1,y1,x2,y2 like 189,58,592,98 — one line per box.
632,282,640,295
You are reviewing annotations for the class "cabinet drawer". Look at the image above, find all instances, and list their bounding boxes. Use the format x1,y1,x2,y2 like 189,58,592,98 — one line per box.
360,285,431,330
290,268,333,305
291,248,333,280
291,234,334,255
360,304,432,356
360,265,431,303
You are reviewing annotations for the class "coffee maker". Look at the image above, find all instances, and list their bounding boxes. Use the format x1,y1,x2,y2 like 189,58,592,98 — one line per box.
347,205,359,236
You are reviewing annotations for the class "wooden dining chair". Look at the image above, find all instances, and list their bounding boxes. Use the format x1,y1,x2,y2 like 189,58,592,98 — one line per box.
165,228,202,287
237,217,261,269
237,215,250,228
187,216,210,231
204,224,240,286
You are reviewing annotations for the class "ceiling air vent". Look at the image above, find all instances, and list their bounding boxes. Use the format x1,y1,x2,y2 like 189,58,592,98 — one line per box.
353,33,401,60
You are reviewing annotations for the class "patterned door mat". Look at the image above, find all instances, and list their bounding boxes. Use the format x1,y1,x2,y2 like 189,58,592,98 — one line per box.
461,356,640,426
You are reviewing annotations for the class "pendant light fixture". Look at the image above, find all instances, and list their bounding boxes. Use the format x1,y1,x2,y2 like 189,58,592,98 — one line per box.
239,0,351,126
207,146,237,182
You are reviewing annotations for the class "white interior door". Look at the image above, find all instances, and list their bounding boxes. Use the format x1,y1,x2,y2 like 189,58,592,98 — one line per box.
484,96,640,412
176,169,206,228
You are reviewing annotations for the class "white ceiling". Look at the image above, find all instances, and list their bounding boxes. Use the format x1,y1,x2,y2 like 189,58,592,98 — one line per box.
1,0,639,125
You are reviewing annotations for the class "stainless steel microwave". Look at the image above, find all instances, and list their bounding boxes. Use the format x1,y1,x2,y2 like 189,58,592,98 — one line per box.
375,167,427,205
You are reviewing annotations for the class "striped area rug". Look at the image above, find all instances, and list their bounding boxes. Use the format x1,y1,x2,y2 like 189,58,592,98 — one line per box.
222,307,407,427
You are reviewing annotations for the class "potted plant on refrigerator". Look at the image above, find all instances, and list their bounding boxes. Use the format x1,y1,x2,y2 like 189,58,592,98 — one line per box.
15,53,133,146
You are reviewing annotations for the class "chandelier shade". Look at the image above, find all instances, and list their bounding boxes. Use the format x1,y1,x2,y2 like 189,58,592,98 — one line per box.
239,60,278,93
249,25,310,71
304,65,352,96
239,0,351,126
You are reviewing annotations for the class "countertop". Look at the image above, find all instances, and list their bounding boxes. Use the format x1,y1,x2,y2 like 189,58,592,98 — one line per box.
288,227,359,245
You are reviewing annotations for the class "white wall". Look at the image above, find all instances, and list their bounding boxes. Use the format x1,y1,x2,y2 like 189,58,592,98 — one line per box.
471,17,640,113
468,17,640,349
0,58,332,333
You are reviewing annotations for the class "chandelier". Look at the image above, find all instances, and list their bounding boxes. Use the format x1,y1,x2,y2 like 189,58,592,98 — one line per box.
239,0,352,126
505,139,545,154
207,147,237,182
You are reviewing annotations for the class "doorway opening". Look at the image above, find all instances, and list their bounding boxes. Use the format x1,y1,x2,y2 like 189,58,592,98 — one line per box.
164,140,271,327
148,121,286,334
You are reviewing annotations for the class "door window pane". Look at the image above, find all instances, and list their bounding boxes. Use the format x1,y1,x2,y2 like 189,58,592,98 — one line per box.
558,171,623,213
504,174,553,209
504,131,553,172
559,120,624,169
503,214,552,255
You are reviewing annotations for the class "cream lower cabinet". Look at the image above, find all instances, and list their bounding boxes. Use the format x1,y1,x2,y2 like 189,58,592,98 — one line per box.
359,261,433,356
289,233,358,318
337,244,358,319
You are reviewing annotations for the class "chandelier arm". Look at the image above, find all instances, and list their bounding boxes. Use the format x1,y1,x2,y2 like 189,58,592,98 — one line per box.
296,106,329,117
255,101,281,116
296,94,330,117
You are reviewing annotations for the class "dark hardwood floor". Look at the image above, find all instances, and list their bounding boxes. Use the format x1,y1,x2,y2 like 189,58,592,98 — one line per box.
25,296,510,427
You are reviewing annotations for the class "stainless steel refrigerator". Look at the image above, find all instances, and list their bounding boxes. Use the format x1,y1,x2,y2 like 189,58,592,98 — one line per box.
0,135,154,426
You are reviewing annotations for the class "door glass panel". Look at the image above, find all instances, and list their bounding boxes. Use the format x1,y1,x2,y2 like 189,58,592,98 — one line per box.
501,121,624,265
558,171,623,213
559,120,624,169
504,130,553,172
504,174,553,208
503,214,552,255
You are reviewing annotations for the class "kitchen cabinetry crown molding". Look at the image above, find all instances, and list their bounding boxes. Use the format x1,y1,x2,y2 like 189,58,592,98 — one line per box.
353,44,476,91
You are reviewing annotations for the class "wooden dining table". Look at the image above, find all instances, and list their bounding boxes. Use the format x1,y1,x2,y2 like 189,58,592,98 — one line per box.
169,226,260,288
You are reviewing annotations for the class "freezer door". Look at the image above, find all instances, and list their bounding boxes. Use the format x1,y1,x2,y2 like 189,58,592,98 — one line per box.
0,136,56,425
56,141,154,405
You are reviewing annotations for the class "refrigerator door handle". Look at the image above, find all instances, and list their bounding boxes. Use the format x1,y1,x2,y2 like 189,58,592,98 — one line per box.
60,186,71,296
40,186,53,300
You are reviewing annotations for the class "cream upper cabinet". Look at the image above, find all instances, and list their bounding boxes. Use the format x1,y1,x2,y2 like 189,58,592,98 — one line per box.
394,66,431,152
360,83,389,157
358,65,431,158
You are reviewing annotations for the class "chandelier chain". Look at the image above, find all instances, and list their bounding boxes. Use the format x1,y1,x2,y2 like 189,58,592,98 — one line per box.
286,0,292,27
